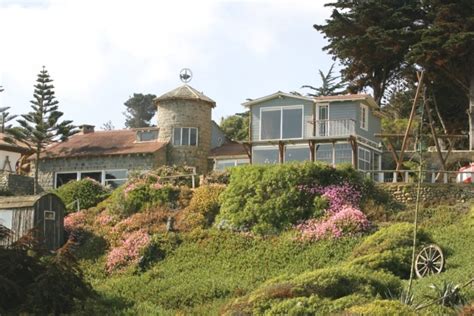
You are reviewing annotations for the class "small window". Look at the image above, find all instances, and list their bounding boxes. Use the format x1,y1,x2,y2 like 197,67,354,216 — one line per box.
136,130,158,142
173,127,198,146
44,211,55,220
360,104,369,130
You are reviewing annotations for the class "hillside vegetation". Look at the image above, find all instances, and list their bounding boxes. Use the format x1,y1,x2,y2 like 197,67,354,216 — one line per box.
59,164,474,315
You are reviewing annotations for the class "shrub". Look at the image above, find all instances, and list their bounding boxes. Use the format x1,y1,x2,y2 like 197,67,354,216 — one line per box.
138,233,182,271
299,182,362,214
55,178,110,213
218,162,368,234
181,185,226,230
296,206,370,240
106,229,150,272
347,299,416,315
350,223,432,278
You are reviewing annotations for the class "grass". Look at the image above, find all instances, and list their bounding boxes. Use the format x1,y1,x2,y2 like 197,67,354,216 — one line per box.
74,202,474,315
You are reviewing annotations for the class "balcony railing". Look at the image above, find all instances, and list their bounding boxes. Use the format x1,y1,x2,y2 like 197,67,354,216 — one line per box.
312,119,355,138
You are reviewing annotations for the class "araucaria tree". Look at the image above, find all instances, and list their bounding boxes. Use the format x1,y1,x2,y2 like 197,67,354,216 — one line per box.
7,67,76,193
302,63,346,97
123,93,157,128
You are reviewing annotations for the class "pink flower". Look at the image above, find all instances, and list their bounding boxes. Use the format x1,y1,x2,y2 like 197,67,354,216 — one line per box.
64,211,87,233
106,229,150,272
300,182,361,214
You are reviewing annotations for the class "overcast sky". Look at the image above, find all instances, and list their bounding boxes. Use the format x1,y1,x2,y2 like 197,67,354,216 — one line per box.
0,0,336,129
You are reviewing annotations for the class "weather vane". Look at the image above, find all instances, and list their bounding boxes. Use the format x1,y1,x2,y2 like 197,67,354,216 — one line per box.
179,68,193,83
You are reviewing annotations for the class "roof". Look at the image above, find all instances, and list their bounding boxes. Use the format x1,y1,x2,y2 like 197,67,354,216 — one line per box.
0,133,32,154
0,193,59,209
314,94,379,108
38,129,167,159
242,91,313,107
210,141,248,158
155,84,216,107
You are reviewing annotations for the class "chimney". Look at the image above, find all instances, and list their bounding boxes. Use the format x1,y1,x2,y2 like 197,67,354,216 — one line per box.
79,124,95,134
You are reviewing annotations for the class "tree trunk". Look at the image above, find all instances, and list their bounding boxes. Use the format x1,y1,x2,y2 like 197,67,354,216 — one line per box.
34,148,40,195
470,72,474,150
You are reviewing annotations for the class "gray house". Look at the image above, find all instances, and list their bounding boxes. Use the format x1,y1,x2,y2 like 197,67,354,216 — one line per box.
213,92,383,178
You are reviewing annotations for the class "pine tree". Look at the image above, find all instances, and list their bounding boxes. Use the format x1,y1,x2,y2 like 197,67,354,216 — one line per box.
301,63,346,97
6,67,76,193
123,93,157,128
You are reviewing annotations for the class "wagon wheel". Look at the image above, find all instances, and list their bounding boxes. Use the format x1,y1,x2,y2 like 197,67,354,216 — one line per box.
415,244,444,278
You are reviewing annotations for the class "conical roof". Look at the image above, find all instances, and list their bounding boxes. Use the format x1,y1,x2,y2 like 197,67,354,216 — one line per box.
155,84,216,107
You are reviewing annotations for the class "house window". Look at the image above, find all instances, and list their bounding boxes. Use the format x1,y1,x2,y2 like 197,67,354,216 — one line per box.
252,146,279,164
335,143,352,165
56,173,77,187
317,104,329,136
136,130,158,142
315,144,333,165
260,106,303,140
358,147,371,171
173,127,198,146
360,104,369,130
215,159,249,171
80,172,102,182
285,145,310,162
105,170,128,188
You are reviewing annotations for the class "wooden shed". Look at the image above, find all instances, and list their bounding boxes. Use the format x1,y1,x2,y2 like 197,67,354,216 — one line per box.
0,193,65,250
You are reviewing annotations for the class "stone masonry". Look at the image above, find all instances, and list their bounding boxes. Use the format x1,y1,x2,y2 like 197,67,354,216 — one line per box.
32,152,166,191
157,98,212,173
0,171,34,195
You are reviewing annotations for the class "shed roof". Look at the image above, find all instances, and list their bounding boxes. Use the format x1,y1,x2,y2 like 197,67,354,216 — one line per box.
37,129,167,159
0,193,60,209
155,84,216,107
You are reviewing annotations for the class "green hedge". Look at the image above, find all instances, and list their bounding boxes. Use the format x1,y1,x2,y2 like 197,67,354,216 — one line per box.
55,179,110,213
217,162,369,234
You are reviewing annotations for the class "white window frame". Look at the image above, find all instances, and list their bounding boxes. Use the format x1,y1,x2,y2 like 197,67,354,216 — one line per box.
259,105,304,141
214,158,249,171
173,127,199,146
358,147,371,171
360,104,369,131
54,169,128,188
316,103,330,137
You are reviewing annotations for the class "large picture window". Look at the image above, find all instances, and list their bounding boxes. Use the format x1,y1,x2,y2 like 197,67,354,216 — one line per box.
335,143,352,165
285,145,309,162
55,169,128,188
260,106,303,140
315,144,333,165
215,159,250,171
252,147,279,165
173,127,198,146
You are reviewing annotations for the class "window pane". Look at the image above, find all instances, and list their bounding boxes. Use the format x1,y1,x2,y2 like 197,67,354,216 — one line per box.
316,144,332,165
56,173,77,188
285,146,309,162
215,160,236,171
236,159,250,166
173,128,181,145
80,172,102,182
182,128,190,146
358,148,371,171
190,128,197,146
261,110,281,140
105,170,127,180
319,105,328,120
282,108,303,139
253,147,279,164
335,143,352,165
105,179,126,188
137,130,158,142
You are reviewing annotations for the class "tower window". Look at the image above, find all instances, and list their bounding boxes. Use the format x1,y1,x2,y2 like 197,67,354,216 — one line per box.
173,127,198,146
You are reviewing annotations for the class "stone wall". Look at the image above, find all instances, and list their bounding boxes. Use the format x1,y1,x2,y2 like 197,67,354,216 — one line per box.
0,171,34,195
32,152,166,191
157,99,212,173
377,183,474,204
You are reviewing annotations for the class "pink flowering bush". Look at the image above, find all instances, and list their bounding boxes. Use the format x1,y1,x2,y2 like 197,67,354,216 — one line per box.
64,210,88,233
296,206,370,241
300,182,361,214
106,229,151,272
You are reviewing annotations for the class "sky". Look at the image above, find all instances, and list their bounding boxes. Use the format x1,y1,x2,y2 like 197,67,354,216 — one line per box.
0,0,336,129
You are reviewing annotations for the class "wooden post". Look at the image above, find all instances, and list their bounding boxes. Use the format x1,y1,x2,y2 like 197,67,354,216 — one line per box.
423,87,446,171
397,71,424,173
279,141,284,164
349,136,358,169
309,140,315,162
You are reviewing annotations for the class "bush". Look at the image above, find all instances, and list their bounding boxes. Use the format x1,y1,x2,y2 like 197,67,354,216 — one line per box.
181,185,226,230
223,266,402,315
347,299,416,315
350,223,432,278
56,178,110,213
218,162,368,234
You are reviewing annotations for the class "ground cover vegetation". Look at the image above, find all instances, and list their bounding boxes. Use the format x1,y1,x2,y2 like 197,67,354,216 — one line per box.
37,163,474,314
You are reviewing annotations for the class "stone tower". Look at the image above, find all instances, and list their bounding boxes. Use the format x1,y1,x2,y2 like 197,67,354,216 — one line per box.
155,84,216,173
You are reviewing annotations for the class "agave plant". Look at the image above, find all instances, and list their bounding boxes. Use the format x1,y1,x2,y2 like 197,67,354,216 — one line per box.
425,281,467,308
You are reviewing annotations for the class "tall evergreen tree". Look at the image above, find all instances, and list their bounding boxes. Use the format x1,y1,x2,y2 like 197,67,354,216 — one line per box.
314,0,424,104
0,87,18,133
6,67,76,193
123,93,157,128
301,63,346,96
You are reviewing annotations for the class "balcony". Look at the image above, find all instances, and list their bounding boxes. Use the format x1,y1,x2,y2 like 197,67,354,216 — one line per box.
312,119,355,138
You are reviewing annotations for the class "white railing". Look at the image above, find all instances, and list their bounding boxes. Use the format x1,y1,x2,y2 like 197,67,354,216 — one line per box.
361,170,474,184
313,119,355,138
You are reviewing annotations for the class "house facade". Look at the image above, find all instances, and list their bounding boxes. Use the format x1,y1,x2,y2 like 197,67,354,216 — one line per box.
212,92,383,178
